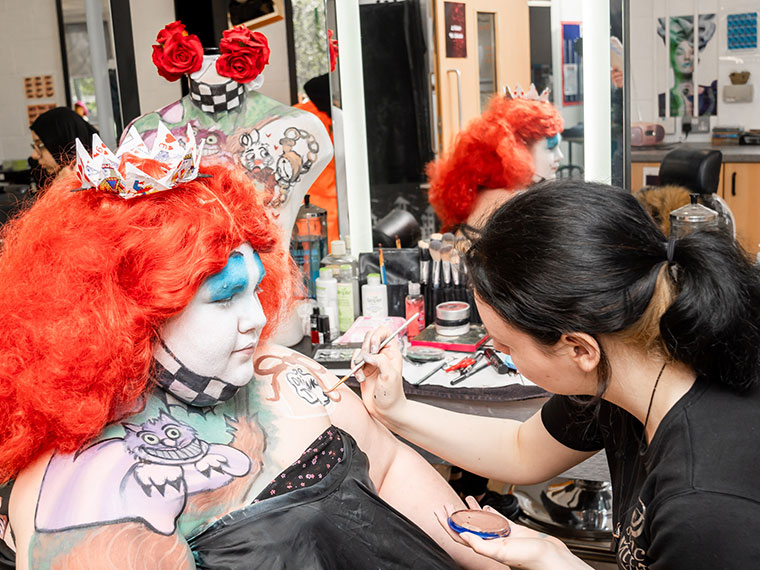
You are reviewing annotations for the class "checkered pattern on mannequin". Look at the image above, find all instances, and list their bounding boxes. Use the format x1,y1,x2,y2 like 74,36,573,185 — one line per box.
154,347,242,408
189,79,245,114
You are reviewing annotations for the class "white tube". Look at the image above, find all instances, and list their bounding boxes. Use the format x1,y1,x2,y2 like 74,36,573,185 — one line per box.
85,0,116,148
334,1,372,254
582,0,612,183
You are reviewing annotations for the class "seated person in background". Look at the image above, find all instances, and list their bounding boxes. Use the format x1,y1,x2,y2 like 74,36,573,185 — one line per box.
0,142,500,569
29,107,98,183
426,86,563,232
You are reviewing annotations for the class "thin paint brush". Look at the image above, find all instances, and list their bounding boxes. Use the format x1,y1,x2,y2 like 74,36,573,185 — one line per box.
324,312,420,393
378,244,388,285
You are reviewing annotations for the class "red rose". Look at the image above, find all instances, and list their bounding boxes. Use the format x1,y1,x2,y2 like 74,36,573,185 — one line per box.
216,27,270,83
152,22,203,82
328,29,338,73
156,21,186,45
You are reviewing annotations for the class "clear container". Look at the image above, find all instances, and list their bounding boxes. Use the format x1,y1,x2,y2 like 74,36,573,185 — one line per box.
405,282,425,338
321,239,359,319
290,195,328,298
669,193,718,239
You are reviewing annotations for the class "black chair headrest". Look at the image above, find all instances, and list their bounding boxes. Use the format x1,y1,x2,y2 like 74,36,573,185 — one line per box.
659,148,723,194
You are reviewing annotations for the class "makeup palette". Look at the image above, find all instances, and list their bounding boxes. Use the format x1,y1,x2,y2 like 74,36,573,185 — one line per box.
447,509,511,540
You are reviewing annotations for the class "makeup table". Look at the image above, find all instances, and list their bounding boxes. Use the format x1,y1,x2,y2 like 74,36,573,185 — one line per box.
293,337,611,482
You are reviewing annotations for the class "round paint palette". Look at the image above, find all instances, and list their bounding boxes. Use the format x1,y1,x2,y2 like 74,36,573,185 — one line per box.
448,509,511,540
406,345,445,363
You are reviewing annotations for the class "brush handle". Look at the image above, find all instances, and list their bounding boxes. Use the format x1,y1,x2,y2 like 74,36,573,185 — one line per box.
442,261,451,286
420,259,429,285
449,362,489,386
432,260,441,289
451,263,460,286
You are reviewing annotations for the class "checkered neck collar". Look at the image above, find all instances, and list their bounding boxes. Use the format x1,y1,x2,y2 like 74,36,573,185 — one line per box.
188,77,245,114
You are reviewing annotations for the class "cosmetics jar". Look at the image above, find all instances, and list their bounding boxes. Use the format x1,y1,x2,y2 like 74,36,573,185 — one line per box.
435,301,470,336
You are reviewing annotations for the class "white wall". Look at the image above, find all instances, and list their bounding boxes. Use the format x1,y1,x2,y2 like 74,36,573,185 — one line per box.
130,0,181,115
631,0,760,141
255,19,292,105
0,0,67,162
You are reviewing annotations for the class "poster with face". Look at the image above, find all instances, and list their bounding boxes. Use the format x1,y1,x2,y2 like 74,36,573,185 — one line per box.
657,14,718,117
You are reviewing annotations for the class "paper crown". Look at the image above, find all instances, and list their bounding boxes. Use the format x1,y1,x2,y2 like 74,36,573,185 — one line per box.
74,123,204,199
504,83,550,102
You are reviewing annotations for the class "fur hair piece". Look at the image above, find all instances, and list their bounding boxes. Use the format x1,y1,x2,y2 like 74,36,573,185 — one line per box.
634,184,691,236
427,96,563,230
0,162,297,482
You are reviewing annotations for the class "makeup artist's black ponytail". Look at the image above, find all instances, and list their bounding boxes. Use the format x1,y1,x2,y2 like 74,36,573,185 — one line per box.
660,229,760,391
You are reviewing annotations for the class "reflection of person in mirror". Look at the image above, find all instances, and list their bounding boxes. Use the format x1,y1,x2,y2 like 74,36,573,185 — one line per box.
657,15,718,117
427,90,563,231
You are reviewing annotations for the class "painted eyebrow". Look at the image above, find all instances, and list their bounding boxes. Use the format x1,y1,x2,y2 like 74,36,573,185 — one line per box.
204,252,249,302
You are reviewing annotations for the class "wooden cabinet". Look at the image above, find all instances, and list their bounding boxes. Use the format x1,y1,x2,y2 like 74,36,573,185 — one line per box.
630,162,660,193
721,163,760,255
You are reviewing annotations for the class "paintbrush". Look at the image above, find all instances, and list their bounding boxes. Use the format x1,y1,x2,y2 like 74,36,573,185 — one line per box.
429,239,442,289
378,244,388,285
418,240,430,285
324,312,421,393
440,244,453,287
450,248,461,286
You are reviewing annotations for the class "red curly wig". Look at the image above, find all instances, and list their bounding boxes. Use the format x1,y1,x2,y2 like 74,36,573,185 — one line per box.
427,96,563,229
0,162,297,482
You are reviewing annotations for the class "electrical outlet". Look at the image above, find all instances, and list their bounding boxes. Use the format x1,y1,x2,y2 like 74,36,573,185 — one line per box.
692,116,711,133
658,117,676,135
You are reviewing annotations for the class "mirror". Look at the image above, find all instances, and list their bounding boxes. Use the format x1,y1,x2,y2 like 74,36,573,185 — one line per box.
291,0,630,248
57,0,122,141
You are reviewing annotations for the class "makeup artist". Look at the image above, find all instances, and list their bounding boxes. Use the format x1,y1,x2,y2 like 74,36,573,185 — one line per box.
424,88,563,516
357,180,760,569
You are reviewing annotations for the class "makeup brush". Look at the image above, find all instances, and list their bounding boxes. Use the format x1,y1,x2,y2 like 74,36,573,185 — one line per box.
324,312,420,393
450,248,461,286
442,232,456,248
440,244,453,287
378,244,388,285
430,232,443,242
418,240,430,285
429,239,442,289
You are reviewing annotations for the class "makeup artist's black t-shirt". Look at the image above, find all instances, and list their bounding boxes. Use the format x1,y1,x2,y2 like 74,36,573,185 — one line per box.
541,376,760,569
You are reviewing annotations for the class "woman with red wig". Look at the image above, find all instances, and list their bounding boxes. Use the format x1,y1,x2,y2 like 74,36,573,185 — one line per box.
427,90,564,231
0,148,501,568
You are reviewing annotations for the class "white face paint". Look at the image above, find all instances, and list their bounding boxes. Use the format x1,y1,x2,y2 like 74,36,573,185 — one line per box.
531,133,564,183
155,243,267,389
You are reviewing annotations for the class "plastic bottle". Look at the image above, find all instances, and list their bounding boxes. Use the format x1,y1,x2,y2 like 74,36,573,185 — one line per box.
337,264,357,333
361,273,388,318
320,239,360,317
290,196,328,298
405,282,425,338
315,268,339,341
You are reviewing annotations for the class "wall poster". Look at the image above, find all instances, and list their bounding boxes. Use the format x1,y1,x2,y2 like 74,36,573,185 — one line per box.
657,14,718,117
444,2,467,58
561,22,582,105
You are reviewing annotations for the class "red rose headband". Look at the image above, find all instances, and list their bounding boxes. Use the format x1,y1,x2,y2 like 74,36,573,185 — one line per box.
152,21,270,84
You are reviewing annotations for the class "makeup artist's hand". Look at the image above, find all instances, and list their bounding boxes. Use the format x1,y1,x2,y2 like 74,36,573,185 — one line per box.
355,326,408,423
434,498,592,570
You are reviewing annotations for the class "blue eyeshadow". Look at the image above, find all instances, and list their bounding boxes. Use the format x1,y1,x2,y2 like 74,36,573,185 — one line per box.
546,133,561,149
205,252,249,302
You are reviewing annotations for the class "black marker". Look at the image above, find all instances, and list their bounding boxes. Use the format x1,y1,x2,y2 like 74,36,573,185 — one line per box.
450,361,489,386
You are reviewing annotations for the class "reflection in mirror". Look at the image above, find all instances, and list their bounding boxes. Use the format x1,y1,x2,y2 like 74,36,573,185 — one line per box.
58,0,121,143
323,0,629,244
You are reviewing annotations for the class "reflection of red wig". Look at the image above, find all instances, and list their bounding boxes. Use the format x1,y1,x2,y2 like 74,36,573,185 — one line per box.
427,96,563,229
0,163,296,482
